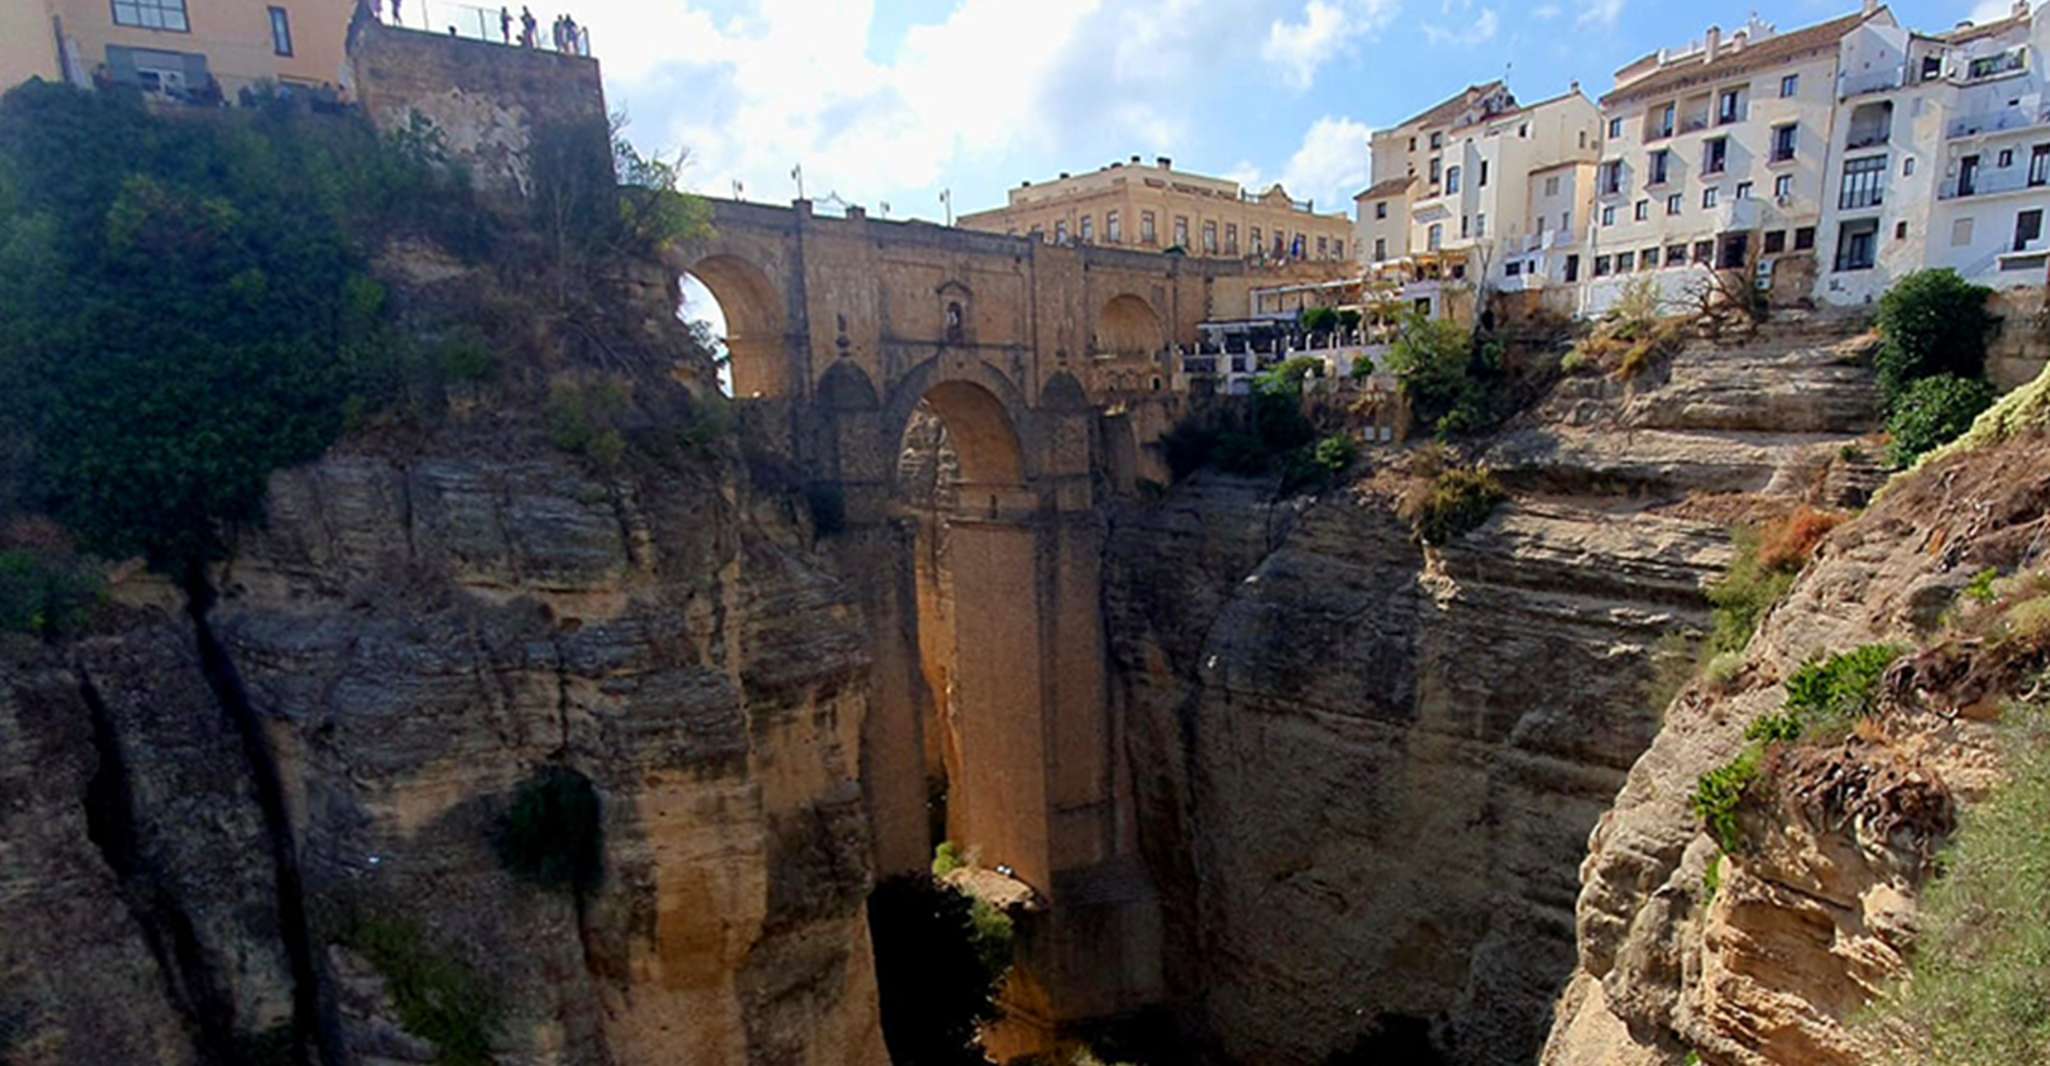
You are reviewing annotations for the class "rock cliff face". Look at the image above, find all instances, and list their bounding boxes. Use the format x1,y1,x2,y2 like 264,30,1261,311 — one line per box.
1541,428,2050,1066
0,260,888,1065
1104,317,1887,1065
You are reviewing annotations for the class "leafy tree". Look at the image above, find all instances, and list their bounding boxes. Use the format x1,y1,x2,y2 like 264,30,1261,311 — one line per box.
1875,269,1996,404
1300,306,1339,335
1336,309,1362,334
868,874,1014,1066
1887,374,1997,469
1384,311,1501,437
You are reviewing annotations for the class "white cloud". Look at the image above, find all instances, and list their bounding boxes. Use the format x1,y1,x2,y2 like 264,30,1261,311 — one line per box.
1967,0,2015,22
1576,0,1623,28
1261,0,1401,90
1277,115,1373,211
1423,7,1498,46
1532,4,1561,20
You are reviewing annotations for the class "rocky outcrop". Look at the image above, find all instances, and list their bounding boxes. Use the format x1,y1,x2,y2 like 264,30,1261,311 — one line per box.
1106,316,1887,1065
1542,429,2050,1066
0,259,888,1065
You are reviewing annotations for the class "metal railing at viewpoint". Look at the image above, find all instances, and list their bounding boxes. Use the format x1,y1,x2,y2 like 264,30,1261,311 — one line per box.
384,0,591,54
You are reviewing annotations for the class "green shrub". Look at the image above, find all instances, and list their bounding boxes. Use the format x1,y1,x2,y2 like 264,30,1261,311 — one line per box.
1401,466,1506,544
0,82,476,578
1301,306,1339,335
1385,310,1503,438
1744,711,1805,745
436,331,498,383
1869,703,2050,1065
1702,650,1747,692
1255,355,1324,396
545,381,630,469
1692,748,1762,853
1705,531,1797,656
1702,853,1723,905
932,841,965,878
493,766,604,896
1874,269,1996,405
0,550,101,637
1158,378,1317,481
1966,567,2002,606
1887,375,1998,469
346,913,498,1065
868,874,1014,1066
1312,434,1359,475
1781,643,1904,734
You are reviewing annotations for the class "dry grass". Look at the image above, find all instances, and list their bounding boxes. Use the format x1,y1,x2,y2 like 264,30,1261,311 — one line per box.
1755,506,1847,573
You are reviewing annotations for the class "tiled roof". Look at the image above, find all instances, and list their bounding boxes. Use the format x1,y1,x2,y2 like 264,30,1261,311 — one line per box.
1353,176,1416,201
1399,81,1506,129
1602,9,1880,104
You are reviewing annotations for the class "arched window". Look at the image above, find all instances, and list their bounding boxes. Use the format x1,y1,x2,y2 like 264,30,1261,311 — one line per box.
946,301,965,344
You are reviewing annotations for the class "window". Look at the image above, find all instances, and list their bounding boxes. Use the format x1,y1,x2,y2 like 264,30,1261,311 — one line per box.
1719,234,1748,270
1580,130,1589,149
1410,136,1418,150
1141,211,1156,244
1703,137,1727,175
112,0,188,29
1667,193,1683,215
1958,154,1982,196
1107,210,1122,243
1374,237,1387,260
1774,173,1795,200
1702,186,1720,209
1225,223,1238,254
1717,88,1741,124
1427,223,1443,250
1430,158,1443,184
1054,220,1068,244
1561,209,1572,231
1904,157,1917,177
1594,255,1613,277
1839,155,1886,210
1895,220,1909,240
1600,161,1623,195
2032,145,2050,187
1204,221,1218,253
1518,123,1529,138
1951,217,1974,247
1735,181,1753,200
1460,215,1470,238
1763,230,1787,254
1314,234,1326,257
1999,148,2015,168
1771,124,1797,163
1565,254,1580,282
2016,209,2044,252
1250,225,1261,253
268,6,293,55
1650,149,1671,185
1080,215,1094,243
1922,54,1944,81
1693,239,1714,263
1607,117,1624,139
1834,218,1879,271
1544,175,1561,196
1968,49,2026,80
1793,226,1816,251
1617,251,1636,271
1505,260,1523,276
1780,74,1799,98
1666,243,1687,264
1173,216,1189,248
1640,247,1659,270
1601,204,1617,226
1635,199,1650,221
1479,161,1489,187
1654,102,1676,139
1430,131,1443,149
1447,165,1462,193
1375,201,1389,219
1474,213,1486,238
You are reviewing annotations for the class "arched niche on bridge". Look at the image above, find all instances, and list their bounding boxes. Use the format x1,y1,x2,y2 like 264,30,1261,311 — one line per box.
684,254,791,398
917,381,1025,488
1096,294,1165,358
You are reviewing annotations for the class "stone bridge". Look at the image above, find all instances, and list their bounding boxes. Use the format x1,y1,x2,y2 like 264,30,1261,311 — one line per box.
670,198,1248,1048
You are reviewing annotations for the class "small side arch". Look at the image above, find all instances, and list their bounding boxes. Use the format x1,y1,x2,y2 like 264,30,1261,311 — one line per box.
684,253,792,398
1096,293,1165,357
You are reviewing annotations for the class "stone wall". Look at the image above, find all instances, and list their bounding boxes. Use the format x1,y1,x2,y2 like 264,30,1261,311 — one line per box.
345,13,605,193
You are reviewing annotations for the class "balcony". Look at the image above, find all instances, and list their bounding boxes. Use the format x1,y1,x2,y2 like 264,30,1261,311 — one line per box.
1840,68,1904,98
1948,106,2050,140
1845,128,1890,149
1940,169,2049,200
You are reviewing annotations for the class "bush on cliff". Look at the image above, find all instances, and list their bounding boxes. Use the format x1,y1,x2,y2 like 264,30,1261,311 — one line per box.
0,82,471,580
1872,697,2050,1065
868,873,1014,1066
1874,269,1996,406
1398,464,1506,545
1886,375,1998,469
1384,310,1504,438
0,549,102,638
344,912,499,1065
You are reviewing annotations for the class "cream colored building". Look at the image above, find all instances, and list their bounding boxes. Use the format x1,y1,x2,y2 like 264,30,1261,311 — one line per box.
1581,5,1893,314
959,156,1356,263
1354,81,1600,318
4,0,353,98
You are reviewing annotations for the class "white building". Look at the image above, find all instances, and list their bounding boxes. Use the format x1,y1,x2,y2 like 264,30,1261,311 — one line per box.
1582,6,1895,315
1815,2,2050,304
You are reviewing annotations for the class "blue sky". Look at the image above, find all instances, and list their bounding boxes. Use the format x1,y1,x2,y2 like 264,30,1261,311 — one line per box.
567,0,2012,226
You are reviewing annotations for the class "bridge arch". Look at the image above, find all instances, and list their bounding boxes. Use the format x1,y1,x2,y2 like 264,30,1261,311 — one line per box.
682,253,791,398
1096,293,1165,357
883,357,1032,491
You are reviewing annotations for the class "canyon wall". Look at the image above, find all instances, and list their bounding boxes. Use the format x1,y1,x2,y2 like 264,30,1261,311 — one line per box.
0,253,889,1065
1104,317,1887,1064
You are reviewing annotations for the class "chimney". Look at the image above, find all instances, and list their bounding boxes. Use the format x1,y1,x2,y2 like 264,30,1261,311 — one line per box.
1058,171,1070,179
1731,30,1748,52
1862,0,1879,14
1569,79,1580,93
1130,154,1141,163
1157,156,1172,169
2016,0,2029,17
1705,25,1722,62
